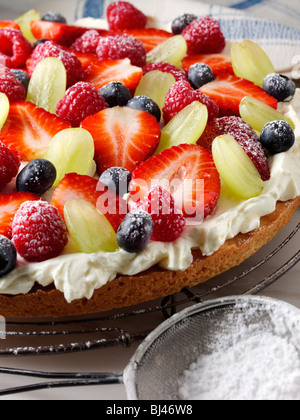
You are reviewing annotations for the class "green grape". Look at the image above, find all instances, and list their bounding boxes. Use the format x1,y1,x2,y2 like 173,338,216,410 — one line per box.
44,128,95,186
240,96,295,132
64,200,118,254
212,134,265,200
135,70,176,113
27,57,67,115
146,35,188,67
156,101,208,154
15,9,40,43
231,40,275,87
0,93,9,131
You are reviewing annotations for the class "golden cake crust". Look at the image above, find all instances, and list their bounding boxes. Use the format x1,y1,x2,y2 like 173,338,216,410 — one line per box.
0,197,299,318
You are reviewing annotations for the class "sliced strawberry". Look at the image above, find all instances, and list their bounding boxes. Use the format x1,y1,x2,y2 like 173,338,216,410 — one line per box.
0,101,71,161
130,144,221,220
81,107,161,174
82,58,143,93
0,192,39,238
30,20,108,47
51,173,128,232
119,28,173,52
0,20,20,30
72,51,99,71
200,74,278,116
182,53,234,76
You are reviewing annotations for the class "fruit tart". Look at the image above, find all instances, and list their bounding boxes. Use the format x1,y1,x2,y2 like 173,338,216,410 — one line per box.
0,2,298,318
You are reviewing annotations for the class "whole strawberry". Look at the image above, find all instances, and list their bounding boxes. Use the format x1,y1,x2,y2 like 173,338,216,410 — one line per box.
107,1,147,31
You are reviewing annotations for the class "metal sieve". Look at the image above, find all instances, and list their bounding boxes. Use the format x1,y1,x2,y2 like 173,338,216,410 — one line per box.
1,296,300,399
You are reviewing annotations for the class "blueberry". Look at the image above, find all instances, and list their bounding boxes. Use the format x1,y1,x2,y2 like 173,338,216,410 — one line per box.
171,13,198,35
10,69,30,92
0,236,17,278
117,210,154,253
41,11,67,24
33,38,51,49
16,159,57,196
100,167,132,197
99,82,132,107
127,96,161,122
260,121,295,155
263,73,296,102
188,63,214,89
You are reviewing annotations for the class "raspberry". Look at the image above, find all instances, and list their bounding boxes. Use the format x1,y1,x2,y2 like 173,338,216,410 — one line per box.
182,16,226,55
12,201,68,262
0,28,32,68
70,30,101,54
0,142,20,191
0,64,26,102
140,186,186,242
27,41,82,87
163,80,219,124
107,1,147,31
56,81,109,127
96,34,147,68
143,62,188,83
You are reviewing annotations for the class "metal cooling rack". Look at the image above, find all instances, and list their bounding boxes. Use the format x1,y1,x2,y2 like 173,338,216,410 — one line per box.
0,211,299,357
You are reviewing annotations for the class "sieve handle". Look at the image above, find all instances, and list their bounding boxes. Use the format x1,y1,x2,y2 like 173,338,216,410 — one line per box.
0,367,124,397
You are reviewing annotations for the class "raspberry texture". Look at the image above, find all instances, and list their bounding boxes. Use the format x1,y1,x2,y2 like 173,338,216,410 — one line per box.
182,16,226,55
107,1,147,31
0,28,32,68
56,82,109,127
70,30,102,54
27,41,82,87
0,64,26,102
143,62,188,83
96,34,147,67
140,186,186,242
12,201,68,262
0,142,21,191
163,80,219,123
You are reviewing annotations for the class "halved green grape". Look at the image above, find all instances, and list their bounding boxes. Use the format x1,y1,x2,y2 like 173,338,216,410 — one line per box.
146,35,188,67
212,134,265,200
27,57,67,114
44,128,95,186
231,40,275,87
240,96,295,132
0,93,9,131
15,9,40,43
64,200,118,254
156,101,208,154
135,70,176,113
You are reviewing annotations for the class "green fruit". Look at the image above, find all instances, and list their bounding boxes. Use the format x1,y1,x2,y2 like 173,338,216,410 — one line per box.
146,35,188,67
15,9,40,43
0,93,9,131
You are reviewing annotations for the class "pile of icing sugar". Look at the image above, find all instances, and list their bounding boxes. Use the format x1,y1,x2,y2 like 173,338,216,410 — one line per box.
178,302,300,401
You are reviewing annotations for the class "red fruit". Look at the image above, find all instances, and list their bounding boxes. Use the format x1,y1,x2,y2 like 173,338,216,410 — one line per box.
0,142,20,191
30,20,108,47
82,58,143,93
81,107,161,174
26,41,82,87
182,53,234,77
56,81,109,127
182,16,226,55
0,64,26,103
200,74,278,116
0,29,32,68
96,34,147,67
51,173,128,232
70,29,102,54
107,1,147,31
12,201,68,262
0,192,39,239
0,101,71,161
198,116,270,181
163,80,219,124
143,62,188,82
0,20,21,30
140,186,186,242
120,28,173,52
130,144,221,220
72,51,99,71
